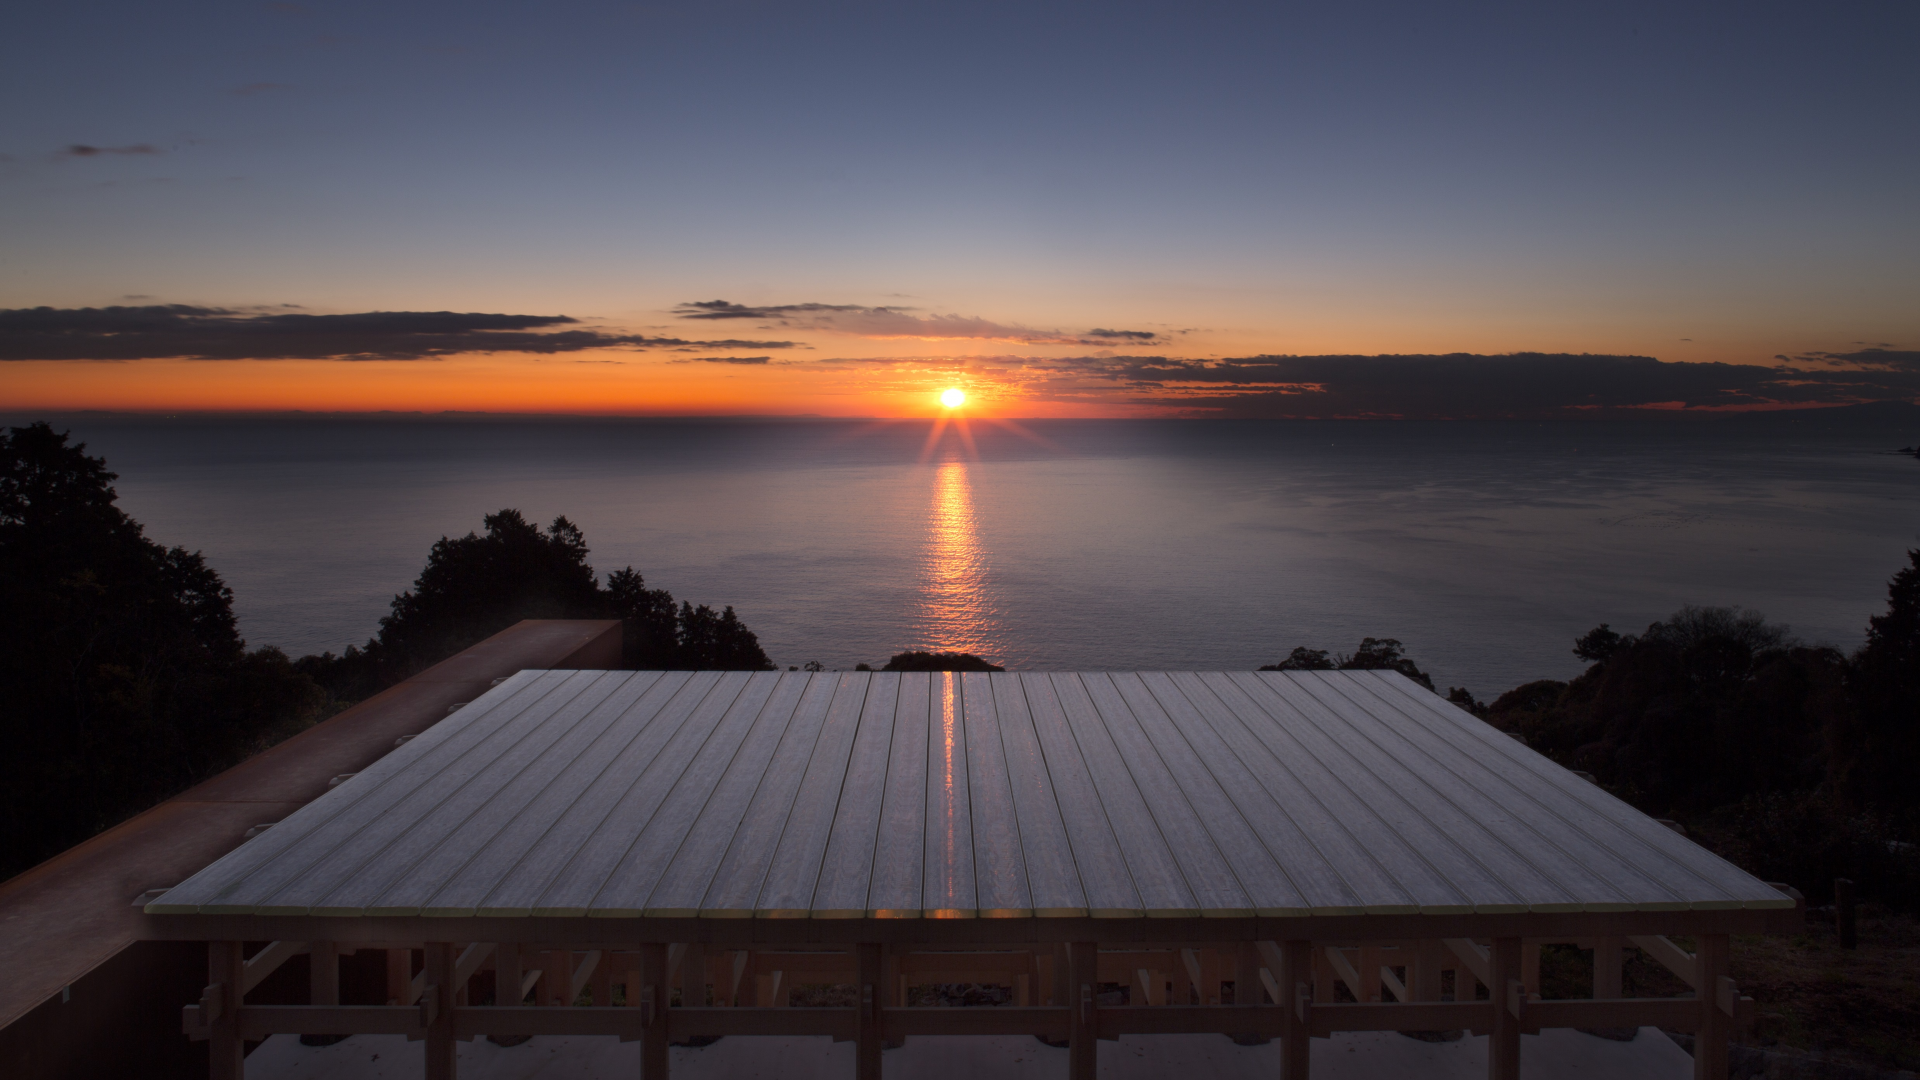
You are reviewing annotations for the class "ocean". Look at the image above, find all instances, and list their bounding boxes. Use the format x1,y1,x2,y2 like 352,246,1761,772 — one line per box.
16,412,1920,699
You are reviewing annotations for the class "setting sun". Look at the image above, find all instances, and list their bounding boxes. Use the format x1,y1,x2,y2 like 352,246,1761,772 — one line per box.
940,388,966,409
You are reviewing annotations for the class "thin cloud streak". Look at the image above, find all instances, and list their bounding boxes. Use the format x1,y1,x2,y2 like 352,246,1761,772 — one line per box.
0,305,799,361
674,298,1164,346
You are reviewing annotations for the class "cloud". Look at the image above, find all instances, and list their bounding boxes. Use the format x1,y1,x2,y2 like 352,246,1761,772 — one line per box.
61,144,161,157
674,298,1162,346
674,300,869,320
765,351,1920,418
1063,352,1920,418
674,355,771,364
0,305,798,361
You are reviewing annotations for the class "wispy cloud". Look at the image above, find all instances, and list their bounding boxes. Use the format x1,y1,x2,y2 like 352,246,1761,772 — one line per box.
60,144,162,157
673,298,1164,346
0,305,798,361
674,355,771,364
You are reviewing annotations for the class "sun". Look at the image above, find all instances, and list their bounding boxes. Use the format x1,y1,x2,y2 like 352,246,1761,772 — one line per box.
939,387,966,409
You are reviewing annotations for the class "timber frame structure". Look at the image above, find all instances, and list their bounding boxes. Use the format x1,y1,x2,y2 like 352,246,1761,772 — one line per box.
150,669,1802,1079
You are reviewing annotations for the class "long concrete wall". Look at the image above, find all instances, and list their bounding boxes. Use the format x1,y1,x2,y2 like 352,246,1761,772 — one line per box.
0,619,622,1080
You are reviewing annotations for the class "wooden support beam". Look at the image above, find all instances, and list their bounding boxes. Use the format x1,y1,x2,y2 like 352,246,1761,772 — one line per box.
1234,947,1263,1006
240,940,307,996
310,941,340,1007
724,950,748,1007
1488,938,1521,1080
1412,939,1444,1002
568,950,601,1004
1323,947,1366,1002
454,943,494,989
1593,936,1624,1000
1309,1001,1494,1036
1630,934,1701,991
1358,945,1384,1003
233,1005,424,1038
639,942,669,1080
208,942,244,1080
386,948,413,1006
1524,998,1699,1032
1069,941,1097,1080
1695,935,1730,1080
1379,963,1410,1004
1443,938,1491,991
424,943,456,1080
496,944,524,1006
856,944,882,1080
1278,941,1312,1080
678,942,705,1007
1522,941,1542,996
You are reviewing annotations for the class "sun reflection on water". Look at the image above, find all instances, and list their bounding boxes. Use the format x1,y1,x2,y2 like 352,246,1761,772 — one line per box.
915,460,1001,658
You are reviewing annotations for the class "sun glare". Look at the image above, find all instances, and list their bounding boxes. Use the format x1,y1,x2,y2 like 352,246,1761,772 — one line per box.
940,388,966,409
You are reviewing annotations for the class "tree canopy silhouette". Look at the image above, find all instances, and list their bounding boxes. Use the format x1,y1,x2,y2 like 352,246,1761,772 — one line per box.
300,509,774,700
0,423,324,879
876,650,1004,672
1260,637,1436,690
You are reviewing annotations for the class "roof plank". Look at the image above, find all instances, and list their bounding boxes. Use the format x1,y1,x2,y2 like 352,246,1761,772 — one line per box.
989,673,1088,918
959,671,1033,919
750,673,871,918
867,673,932,918
809,672,900,918
692,672,843,918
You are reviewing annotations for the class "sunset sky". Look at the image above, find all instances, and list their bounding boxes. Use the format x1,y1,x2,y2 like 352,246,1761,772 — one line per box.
3,1,1915,417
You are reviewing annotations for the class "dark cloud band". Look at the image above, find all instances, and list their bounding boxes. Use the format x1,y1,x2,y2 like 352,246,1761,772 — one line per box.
1074,351,1920,418
0,305,798,361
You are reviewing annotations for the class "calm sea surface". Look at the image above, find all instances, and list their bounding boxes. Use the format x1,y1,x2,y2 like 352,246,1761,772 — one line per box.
19,414,1920,698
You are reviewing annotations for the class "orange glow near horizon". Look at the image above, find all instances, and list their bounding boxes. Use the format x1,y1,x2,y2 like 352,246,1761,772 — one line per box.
0,355,1153,418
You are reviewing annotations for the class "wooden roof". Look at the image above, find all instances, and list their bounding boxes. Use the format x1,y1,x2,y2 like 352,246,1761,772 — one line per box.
150,669,1791,921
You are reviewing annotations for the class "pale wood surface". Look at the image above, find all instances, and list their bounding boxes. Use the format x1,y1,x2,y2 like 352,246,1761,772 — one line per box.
153,670,1796,921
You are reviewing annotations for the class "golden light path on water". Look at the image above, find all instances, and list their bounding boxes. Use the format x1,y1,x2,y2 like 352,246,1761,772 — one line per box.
914,459,1002,660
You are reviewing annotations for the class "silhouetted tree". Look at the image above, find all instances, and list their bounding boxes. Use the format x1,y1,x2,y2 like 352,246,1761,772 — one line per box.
1835,550,1920,821
1489,606,1841,818
879,651,1004,672
1260,638,1435,690
300,509,773,700
1261,647,1334,671
0,423,324,879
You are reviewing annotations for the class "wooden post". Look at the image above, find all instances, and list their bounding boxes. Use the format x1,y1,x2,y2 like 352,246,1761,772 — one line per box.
208,941,244,1080
679,943,706,1007
1592,937,1623,1000
1521,941,1541,996
1488,938,1521,1080
424,942,456,1080
1052,943,1070,1007
1413,939,1443,1002
856,943,883,1080
387,948,412,1006
1835,879,1858,949
1358,946,1384,1002
1068,941,1097,1080
1279,940,1311,1080
496,944,523,1005
1235,947,1263,1004
1694,935,1730,1080
639,942,669,1080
